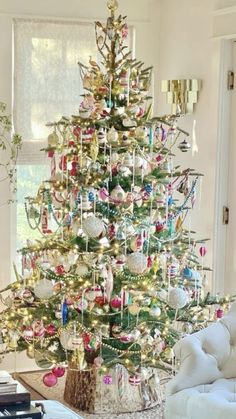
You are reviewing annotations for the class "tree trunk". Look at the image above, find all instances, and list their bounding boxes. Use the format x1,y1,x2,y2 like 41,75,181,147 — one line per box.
64,364,165,414
64,366,97,413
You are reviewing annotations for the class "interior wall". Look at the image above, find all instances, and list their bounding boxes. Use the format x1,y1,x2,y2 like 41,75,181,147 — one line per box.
156,0,218,292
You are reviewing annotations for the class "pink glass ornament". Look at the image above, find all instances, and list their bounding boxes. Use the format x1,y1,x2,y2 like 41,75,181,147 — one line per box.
52,366,65,378
216,308,224,319
199,246,207,257
110,296,122,309
23,327,34,341
103,374,113,385
43,372,58,387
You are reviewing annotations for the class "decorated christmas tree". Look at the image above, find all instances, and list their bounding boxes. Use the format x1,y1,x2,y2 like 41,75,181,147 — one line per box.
0,0,232,414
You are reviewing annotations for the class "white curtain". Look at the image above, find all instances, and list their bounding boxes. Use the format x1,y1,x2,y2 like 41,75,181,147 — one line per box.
13,19,98,162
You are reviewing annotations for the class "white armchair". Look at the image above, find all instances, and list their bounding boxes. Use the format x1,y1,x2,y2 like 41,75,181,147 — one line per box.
165,302,236,419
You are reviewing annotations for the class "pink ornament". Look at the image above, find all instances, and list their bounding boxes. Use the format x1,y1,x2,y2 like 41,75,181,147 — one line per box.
23,327,34,341
94,356,104,367
59,156,67,171
33,320,45,338
199,246,207,257
98,187,109,202
110,296,122,310
128,375,141,386
103,374,113,385
52,366,65,378
216,308,224,319
43,372,58,387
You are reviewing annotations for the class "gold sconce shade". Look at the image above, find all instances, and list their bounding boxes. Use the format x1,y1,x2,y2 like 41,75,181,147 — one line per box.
161,79,201,114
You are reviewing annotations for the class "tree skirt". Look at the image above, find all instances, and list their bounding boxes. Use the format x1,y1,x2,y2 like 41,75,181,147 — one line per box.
19,370,166,418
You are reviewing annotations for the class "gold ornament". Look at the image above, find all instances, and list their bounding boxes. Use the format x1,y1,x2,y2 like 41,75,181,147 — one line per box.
71,339,87,371
48,131,59,147
26,346,35,359
90,132,99,162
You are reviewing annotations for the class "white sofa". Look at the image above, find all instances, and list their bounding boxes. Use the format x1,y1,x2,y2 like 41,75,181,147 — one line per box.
165,302,236,419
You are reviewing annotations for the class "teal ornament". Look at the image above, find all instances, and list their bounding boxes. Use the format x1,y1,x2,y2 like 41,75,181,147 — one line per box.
182,267,193,279
168,220,175,235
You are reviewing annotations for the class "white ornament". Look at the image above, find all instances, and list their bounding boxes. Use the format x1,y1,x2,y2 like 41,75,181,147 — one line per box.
134,156,143,168
107,127,118,143
110,185,126,202
123,152,133,167
127,252,147,274
158,289,168,301
82,216,104,238
34,278,54,300
168,288,189,309
110,152,119,163
149,306,161,317
59,330,75,350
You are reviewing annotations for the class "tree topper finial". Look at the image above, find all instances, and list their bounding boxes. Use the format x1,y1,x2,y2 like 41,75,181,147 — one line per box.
107,0,118,13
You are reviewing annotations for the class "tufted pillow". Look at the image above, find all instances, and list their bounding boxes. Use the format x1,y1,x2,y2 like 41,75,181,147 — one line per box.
166,321,230,395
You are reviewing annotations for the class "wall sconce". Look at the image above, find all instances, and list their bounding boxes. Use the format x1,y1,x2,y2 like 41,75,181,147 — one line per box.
161,79,201,114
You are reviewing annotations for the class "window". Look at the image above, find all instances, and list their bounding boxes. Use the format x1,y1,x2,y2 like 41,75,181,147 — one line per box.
13,19,99,258
13,18,133,260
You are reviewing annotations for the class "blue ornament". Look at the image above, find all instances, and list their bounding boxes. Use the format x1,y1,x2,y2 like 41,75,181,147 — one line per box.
182,267,193,279
88,191,95,202
168,196,173,205
144,184,153,194
62,301,68,325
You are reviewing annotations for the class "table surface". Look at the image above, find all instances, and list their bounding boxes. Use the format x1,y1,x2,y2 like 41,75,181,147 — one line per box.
34,400,84,419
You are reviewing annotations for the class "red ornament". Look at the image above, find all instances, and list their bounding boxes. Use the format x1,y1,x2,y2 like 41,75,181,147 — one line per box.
55,265,65,275
43,372,58,387
45,324,57,336
95,296,107,306
70,161,77,176
199,246,207,257
52,366,65,378
48,150,55,158
73,126,81,137
156,221,164,232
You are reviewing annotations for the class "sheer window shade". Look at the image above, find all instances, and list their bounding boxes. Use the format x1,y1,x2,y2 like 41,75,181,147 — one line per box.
13,19,98,163
13,18,134,164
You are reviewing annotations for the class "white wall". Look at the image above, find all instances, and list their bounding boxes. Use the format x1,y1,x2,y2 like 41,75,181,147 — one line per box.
156,0,216,290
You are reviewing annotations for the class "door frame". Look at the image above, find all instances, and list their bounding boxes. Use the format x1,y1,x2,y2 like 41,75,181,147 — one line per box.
212,37,233,295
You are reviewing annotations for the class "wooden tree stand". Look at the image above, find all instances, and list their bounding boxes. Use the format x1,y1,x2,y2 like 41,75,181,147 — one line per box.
64,364,165,414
